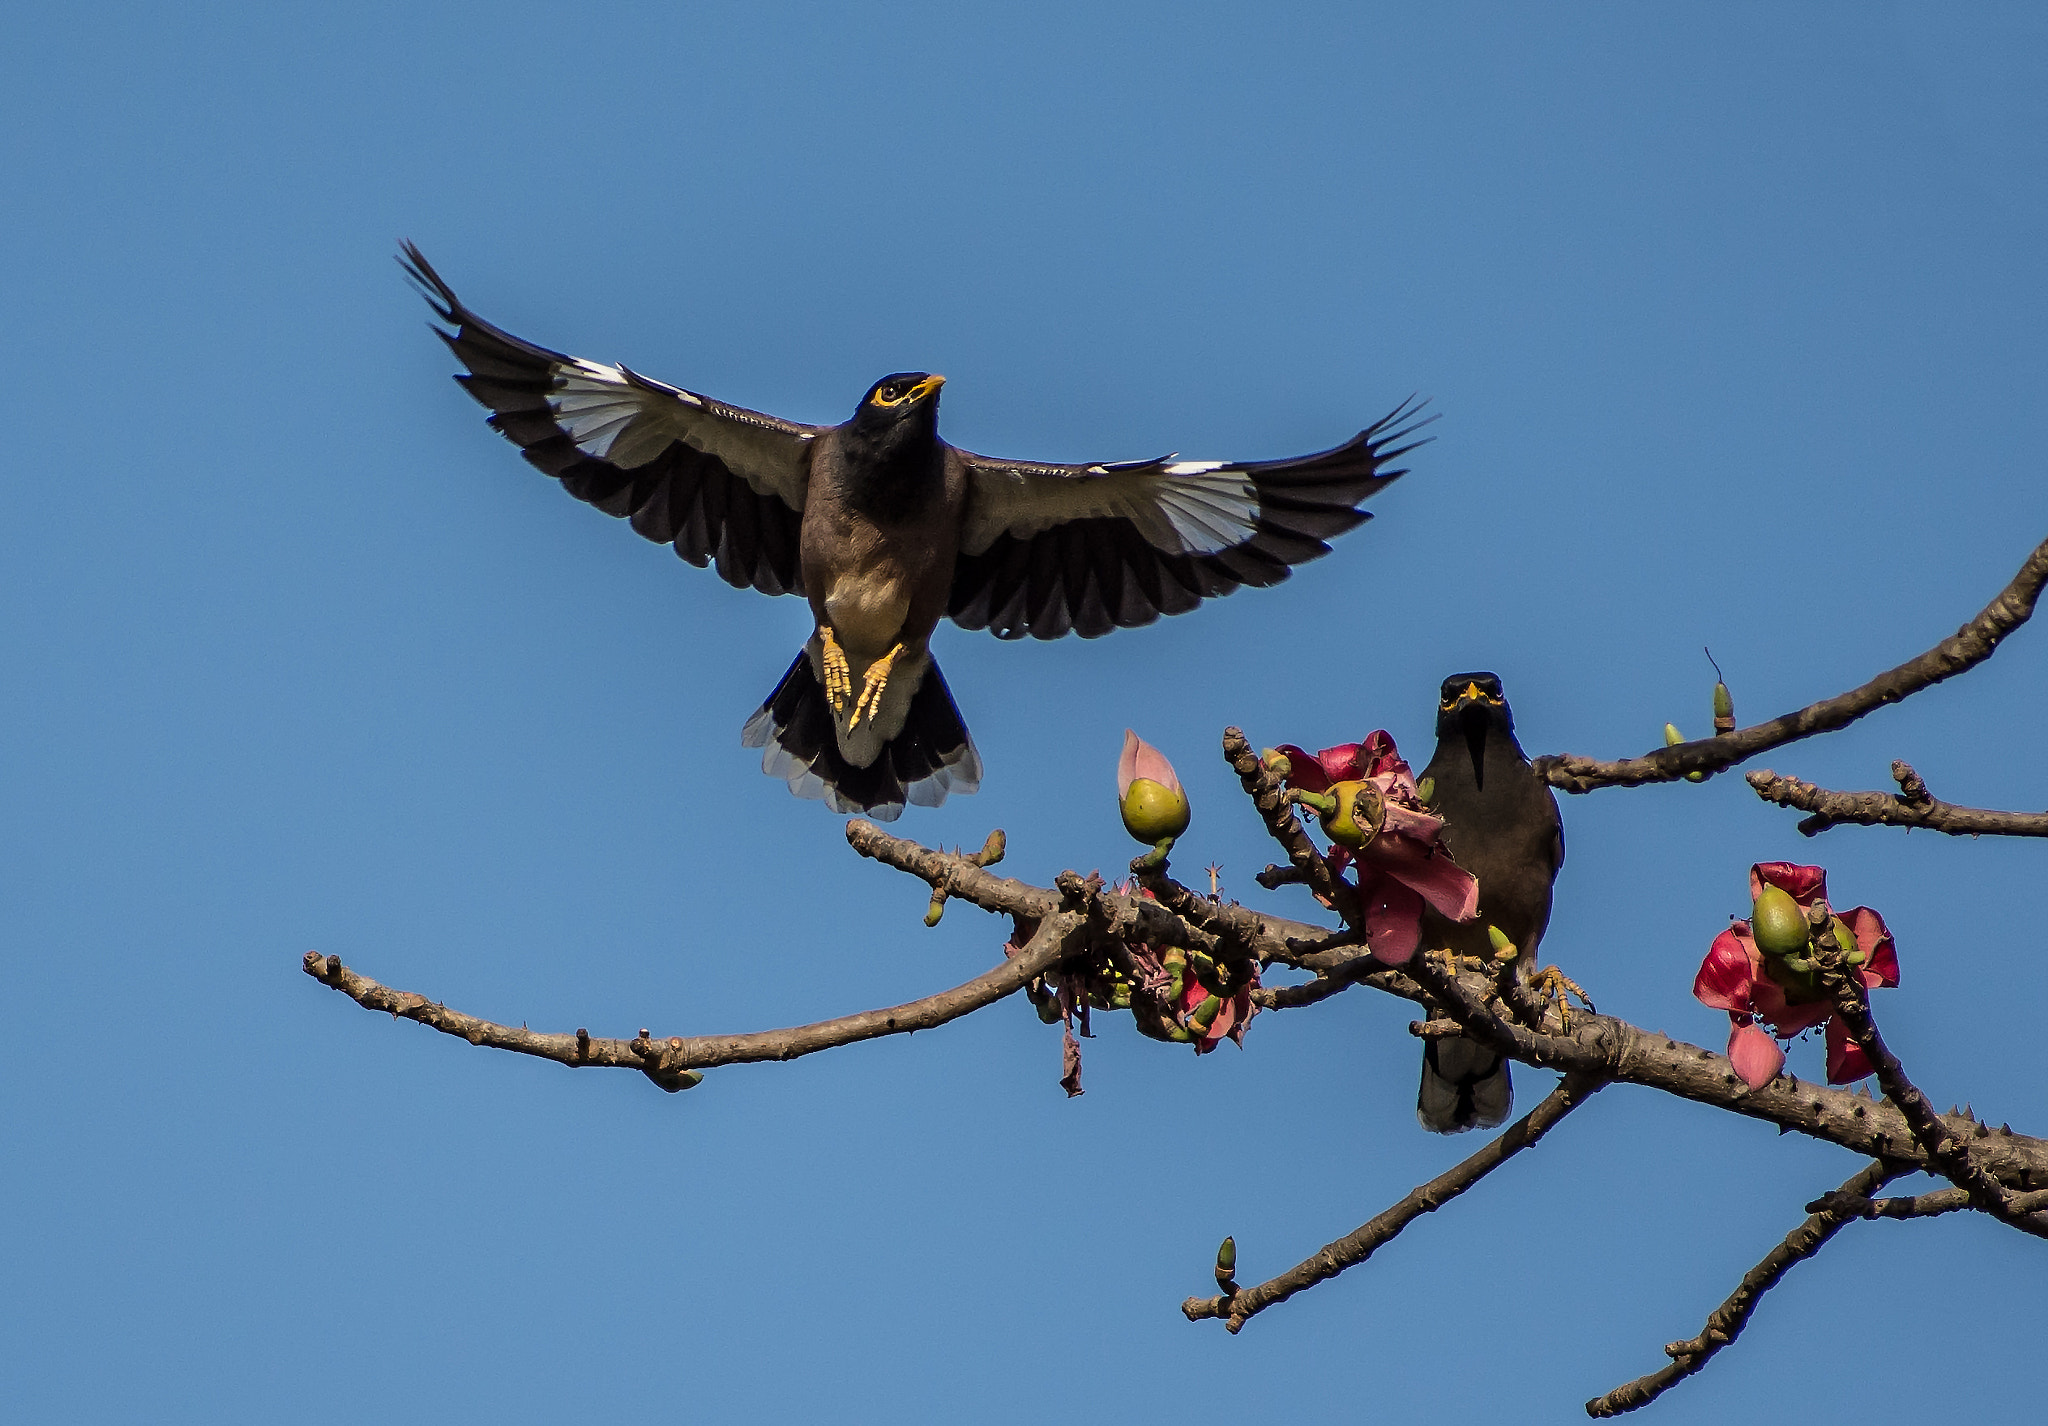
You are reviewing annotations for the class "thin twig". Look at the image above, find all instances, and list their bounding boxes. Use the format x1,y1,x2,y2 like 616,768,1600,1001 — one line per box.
1183,1074,1602,1331
1535,533,2048,793
1747,761,2048,837
1820,955,2048,1237
1808,1185,2048,1220
302,909,1087,1088
1587,1161,1904,1417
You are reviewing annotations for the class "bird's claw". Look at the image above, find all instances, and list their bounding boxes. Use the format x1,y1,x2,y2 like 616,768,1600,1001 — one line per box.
850,641,905,729
1529,965,1594,1032
1433,947,1489,978
820,627,854,714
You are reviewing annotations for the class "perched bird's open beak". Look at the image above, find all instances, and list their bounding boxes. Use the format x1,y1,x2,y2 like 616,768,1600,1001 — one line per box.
909,374,946,402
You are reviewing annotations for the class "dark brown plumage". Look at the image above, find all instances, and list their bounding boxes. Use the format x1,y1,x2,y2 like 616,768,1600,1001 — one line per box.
1415,673,1565,1133
403,244,1428,817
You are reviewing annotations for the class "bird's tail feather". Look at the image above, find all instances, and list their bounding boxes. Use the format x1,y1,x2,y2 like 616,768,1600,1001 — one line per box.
742,650,981,820
1417,1036,1512,1134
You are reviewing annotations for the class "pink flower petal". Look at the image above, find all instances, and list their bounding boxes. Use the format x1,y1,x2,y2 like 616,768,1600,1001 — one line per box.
1118,729,1180,797
1359,834,1478,922
1379,800,1446,844
1841,906,1899,989
1269,744,1333,794
1359,876,1424,965
1751,861,1829,908
1728,1019,1785,1089
1360,730,1414,785
1825,1016,1874,1083
1694,925,1759,1013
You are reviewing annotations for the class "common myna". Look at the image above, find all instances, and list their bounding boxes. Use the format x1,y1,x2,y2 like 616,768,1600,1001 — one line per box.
403,245,1426,818
1415,673,1568,1132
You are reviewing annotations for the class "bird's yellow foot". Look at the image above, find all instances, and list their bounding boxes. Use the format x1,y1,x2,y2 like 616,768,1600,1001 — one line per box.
819,627,853,714
1432,947,1489,977
850,641,905,729
1529,965,1595,1032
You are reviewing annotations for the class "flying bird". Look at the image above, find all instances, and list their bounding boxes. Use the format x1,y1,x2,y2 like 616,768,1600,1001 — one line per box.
401,244,1427,818
1415,673,1567,1133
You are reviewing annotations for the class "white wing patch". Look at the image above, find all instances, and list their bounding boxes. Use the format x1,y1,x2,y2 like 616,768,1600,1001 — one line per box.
541,359,813,508
961,461,1260,558
548,359,697,469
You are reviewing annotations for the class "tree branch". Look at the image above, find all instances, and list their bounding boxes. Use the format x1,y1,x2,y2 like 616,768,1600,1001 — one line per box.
300,908,1088,1088
1586,1160,1905,1417
1819,953,2048,1236
1182,1073,1603,1332
1807,1184,2048,1221
1534,533,2048,794
1746,761,2048,838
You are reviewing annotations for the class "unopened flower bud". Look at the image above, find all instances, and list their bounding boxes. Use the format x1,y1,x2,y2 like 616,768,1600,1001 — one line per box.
1118,730,1191,843
1713,680,1735,734
1487,924,1518,961
1215,1235,1237,1288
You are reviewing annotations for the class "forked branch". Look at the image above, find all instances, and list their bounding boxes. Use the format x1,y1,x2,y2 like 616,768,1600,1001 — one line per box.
1747,761,2048,838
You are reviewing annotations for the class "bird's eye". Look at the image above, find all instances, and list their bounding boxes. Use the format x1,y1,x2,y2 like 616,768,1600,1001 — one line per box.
877,384,903,405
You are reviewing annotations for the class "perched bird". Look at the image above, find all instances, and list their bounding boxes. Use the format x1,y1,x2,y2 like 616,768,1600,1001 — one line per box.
402,244,1427,818
1415,673,1567,1133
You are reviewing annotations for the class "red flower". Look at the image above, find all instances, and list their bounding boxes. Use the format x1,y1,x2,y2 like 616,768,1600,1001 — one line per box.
1271,732,1478,965
1693,863,1898,1088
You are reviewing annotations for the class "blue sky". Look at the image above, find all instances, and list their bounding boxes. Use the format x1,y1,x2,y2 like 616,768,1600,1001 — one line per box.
3,4,2044,1422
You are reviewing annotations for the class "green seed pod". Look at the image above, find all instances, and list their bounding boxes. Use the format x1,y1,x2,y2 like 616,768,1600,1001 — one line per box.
1752,885,1811,958
1215,1236,1237,1282
1314,779,1386,849
1415,775,1436,805
1664,723,1685,747
1827,916,1857,958
1487,924,1518,961
1188,994,1224,1035
1713,680,1735,733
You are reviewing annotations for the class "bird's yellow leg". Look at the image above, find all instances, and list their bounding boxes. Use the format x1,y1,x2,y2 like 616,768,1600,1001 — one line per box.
1528,965,1595,1032
850,641,906,730
819,626,853,714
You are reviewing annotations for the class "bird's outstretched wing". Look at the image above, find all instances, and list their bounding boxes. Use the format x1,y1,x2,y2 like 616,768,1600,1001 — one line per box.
402,243,818,597
948,400,1430,639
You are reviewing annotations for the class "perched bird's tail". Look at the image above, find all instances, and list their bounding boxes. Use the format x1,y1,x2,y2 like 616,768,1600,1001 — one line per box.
742,649,981,820
1418,1035,1512,1133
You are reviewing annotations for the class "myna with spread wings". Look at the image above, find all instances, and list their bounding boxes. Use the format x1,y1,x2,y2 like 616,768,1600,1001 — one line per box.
402,244,1428,818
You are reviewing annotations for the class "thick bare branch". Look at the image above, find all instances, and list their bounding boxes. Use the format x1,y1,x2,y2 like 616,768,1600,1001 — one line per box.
1747,761,2048,838
1587,1161,1904,1417
301,908,1087,1087
1535,533,2048,794
1183,1073,1603,1332
846,819,1401,985
847,825,2048,1187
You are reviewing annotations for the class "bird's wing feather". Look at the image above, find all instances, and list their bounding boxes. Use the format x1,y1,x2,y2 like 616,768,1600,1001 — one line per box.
402,243,816,597
948,400,1430,640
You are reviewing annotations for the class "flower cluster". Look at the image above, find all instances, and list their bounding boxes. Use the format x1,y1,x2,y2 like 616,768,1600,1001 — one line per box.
1693,862,1899,1089
1269,732,1479,964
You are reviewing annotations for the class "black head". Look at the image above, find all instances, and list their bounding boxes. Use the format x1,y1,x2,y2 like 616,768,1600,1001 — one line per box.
852,371,945,430
1436,672,1515,789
